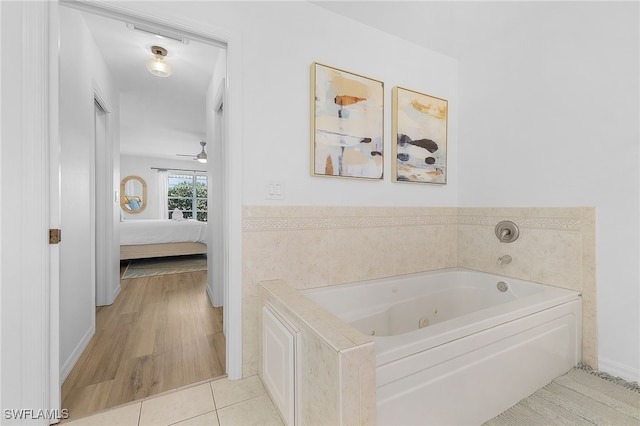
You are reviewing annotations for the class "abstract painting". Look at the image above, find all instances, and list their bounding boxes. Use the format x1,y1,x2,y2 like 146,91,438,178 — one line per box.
392,86,448,184
311,63,384,179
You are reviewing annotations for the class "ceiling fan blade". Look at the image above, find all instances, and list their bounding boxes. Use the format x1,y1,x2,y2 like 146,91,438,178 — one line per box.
176,142,206,161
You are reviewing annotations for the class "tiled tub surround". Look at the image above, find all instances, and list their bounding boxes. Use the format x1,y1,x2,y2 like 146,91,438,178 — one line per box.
457,207,596,368
257,279,376,425
242,206,458,376
242,206,596,376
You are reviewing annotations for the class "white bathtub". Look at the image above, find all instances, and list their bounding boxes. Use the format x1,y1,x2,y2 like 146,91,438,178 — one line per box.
302,268,582,425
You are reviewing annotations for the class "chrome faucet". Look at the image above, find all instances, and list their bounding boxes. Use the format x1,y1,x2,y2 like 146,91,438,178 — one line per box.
497,255,512,265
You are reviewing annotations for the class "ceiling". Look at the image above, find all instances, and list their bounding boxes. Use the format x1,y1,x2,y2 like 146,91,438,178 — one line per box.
312,1,549,60
79,1,545,161
80,10,224,161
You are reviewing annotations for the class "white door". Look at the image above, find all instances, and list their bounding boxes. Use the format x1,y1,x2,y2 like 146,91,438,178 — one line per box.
0,1,62,422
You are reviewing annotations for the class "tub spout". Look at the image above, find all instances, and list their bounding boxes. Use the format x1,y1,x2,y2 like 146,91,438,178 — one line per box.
497,255,512,265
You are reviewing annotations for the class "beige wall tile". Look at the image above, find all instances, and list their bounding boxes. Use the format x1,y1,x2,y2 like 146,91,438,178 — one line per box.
244,205,330,218
242,296,259,378
327,205,385,217
360,226,397,280
244,205,597,382
527,207,584,218
327,227,366,285
424,224,458,270
392,225,429,275
582,294,598,369
580,208,597,368
339,344,377,426
243,231,288,299
299,328,340,425
285,230,330,289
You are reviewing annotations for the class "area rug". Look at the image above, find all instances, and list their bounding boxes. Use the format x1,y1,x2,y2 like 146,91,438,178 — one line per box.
122,255,207,279
576,362,640,392
484,365,640,425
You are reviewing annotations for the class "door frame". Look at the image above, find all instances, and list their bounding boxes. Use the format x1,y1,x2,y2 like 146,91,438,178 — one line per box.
54,0,244,388
92,86,119,308
209,79,226,312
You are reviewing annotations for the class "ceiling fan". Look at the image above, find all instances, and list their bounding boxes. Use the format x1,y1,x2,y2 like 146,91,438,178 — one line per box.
176,141,207,163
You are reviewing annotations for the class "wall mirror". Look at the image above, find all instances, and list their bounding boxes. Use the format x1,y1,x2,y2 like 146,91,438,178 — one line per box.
120,175,147,214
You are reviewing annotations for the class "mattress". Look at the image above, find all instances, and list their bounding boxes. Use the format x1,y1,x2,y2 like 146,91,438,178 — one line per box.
120,219,207,245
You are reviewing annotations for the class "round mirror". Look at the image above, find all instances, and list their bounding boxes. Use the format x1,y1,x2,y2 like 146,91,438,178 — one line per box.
120,175,147,214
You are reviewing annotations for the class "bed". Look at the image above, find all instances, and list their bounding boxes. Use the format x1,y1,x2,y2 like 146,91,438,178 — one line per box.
120,219,207,260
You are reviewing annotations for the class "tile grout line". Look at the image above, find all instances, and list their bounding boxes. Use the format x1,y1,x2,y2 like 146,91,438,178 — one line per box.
217,391,269,411
209,381,222,426
136,402,142,426
166,410,217,426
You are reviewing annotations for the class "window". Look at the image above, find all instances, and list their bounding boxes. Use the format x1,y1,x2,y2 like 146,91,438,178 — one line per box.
167,173,207,221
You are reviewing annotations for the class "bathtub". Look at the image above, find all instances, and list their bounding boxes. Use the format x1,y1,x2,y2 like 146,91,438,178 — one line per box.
302,268,582,425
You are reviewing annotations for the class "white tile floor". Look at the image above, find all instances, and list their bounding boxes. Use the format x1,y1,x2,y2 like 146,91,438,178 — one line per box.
64,376,284,426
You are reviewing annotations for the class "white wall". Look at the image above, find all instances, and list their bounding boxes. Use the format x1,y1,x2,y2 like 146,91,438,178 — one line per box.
458,2,639,381
59,7,121,378
120,155,206,220
137,1,459,207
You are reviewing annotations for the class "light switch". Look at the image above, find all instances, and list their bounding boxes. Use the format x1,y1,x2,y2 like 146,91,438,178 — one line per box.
265,182,285,200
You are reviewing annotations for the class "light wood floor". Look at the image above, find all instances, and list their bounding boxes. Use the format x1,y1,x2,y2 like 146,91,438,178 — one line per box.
61,269,225,421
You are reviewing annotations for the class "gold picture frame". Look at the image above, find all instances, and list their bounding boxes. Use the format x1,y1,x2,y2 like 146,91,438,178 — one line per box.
392,86,448,184
310,62,384,179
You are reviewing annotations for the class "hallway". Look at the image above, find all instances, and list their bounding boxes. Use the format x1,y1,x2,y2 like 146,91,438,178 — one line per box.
61,269,225,421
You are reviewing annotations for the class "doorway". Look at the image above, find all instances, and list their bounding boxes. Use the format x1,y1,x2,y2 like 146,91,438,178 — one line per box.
57,2,236,420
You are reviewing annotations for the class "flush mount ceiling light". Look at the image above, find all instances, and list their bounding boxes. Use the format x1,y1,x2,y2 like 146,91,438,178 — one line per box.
197,141,207,163
146,45,172,77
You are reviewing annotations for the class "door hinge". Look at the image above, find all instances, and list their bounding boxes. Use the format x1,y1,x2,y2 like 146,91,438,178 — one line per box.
49,229,61,244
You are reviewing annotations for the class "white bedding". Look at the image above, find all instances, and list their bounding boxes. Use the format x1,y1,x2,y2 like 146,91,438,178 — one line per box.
120,219,207,245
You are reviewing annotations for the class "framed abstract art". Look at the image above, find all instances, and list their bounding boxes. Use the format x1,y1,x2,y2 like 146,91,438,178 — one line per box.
392,86,448,184
311,62,384,179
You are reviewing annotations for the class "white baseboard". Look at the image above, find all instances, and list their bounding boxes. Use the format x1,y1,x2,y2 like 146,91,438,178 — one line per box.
60,325,95,384
599,356,640,383
111,282,121,304
206,284,218,308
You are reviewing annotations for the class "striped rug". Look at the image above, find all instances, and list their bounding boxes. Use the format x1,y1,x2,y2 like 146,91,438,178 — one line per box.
484,365,640,425
122,255,207,279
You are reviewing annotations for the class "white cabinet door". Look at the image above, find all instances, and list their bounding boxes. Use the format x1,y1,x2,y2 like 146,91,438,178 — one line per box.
262,305,300,425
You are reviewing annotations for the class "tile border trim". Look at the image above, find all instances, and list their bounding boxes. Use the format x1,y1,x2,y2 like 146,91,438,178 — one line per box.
243,213,580,232
458,216,581,230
